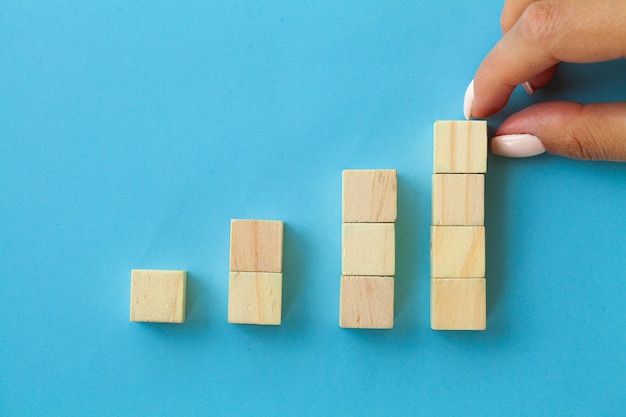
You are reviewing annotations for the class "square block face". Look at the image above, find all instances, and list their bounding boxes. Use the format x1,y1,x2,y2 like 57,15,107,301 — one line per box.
130,270,187,323
431,226,485,278
340,275,394,329
342,169,397,223
228,272,282,325
431,278,486,330
432,174,484,226
434,120,487,173
342,223,395,276
230,219,284,273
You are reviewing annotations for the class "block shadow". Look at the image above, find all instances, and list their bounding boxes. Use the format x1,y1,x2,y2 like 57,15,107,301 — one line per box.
394,174,422,331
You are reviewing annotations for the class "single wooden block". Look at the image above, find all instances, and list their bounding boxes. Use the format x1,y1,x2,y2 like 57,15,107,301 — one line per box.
340,275,394,329
228,271,282,325
433,120,487,173
342,169,397,223
432,174,484,226
342,223,395,276
431,226,485,278
130,269,187,323
431,278,486,330
230,219,284,273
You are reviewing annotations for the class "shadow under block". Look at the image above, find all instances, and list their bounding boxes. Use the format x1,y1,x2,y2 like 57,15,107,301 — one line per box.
342,169,397,223
228,271,282,325
342,223,395,276
434,120,487,174
432,174,484,226
230,219,284,273
340,275,394,329
431,278,486,330
431,226,485,278
130,269,187,323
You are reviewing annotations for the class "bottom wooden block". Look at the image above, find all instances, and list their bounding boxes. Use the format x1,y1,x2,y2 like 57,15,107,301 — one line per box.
431,278,486,330
130,269,187,323
339,275,394,329
228,271,282,325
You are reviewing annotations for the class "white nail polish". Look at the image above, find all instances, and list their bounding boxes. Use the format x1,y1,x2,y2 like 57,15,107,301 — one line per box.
522,81,535,95
463,79,474,120
491,134,546,158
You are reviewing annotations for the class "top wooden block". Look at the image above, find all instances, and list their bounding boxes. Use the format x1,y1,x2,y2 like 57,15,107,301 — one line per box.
343,169,397,223
230,219,284,273
433,120,487,173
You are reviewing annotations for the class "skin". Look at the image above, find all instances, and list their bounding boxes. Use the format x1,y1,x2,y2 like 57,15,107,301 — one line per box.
472,0,626,161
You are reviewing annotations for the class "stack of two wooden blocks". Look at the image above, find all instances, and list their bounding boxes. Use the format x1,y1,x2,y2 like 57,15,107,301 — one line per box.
431,121,487,330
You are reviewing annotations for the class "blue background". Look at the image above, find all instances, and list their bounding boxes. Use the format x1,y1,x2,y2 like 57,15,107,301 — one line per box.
2,2,626,416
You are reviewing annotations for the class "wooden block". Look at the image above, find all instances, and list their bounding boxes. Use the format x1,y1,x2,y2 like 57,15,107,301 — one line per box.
339,275,394,329
433,120,487,173
228,271,282,325
342,223,395,276
342,169,397,223
130,269,186,323
230,219,283,273
431,226,485,278
431,278,486,330
432,174,484,226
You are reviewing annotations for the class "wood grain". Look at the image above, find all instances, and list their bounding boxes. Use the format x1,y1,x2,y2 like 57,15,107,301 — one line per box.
432,173,484,226
339,275,394,329
228,271,282,325
342,169,397,223
130,269,187,323
433,120,487,174
230,219,284,273
430,278,486,330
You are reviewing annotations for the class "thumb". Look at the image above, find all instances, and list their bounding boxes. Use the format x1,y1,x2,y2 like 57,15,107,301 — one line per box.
491,101,626,161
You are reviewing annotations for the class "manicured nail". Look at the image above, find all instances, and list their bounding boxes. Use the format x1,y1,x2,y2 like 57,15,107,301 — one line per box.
463,79,474,120
522,81,535,95
491,134,546,158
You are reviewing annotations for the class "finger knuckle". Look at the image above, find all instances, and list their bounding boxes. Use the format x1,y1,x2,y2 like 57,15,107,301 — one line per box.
516,1,563,49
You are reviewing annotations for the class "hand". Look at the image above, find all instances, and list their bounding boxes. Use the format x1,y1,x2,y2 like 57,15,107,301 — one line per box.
465,0,626,161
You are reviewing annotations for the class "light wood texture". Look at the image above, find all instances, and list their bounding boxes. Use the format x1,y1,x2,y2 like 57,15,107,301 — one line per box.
433,120,487,173
228,271,282,325
342,223,395,276
431,226,485,278
339,275,394,329
432,174,484,226
130,269,186,323
430,278,486,330
342,169,397,223
230,219,284,273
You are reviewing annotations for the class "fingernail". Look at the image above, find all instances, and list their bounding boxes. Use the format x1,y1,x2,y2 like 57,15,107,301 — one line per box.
491,134,546,158
463,79,474,120
522,81,535,95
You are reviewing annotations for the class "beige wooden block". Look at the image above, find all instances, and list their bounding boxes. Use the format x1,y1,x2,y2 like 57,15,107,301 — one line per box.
230,219,283,273
340,275,394,329
342,223,395,276
432,174,484,226
228,271,282,325
434,120,487,173
431,278,486,330
342,169,397,223
130,269,186,323
431,226,485,278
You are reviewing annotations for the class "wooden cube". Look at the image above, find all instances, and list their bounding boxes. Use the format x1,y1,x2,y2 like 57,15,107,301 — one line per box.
432,174,484,226
342,169,397,223
431,226,485,278
431,278,486,330
342,223,395,276
230,219,283,273
228,271,282,325
340,275,394,329
433,120,487,173
130,269,187,323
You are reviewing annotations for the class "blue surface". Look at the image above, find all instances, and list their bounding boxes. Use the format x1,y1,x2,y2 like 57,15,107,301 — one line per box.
2,2,626,416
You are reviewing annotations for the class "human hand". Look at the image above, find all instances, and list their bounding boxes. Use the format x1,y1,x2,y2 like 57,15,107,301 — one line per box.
465,0,626,161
